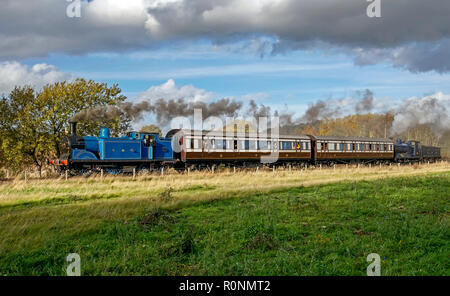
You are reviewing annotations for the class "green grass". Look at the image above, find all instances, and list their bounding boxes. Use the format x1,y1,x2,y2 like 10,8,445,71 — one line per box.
0,172,449,275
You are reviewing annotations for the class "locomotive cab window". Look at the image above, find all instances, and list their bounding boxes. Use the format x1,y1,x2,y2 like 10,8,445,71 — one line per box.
144,135,155,147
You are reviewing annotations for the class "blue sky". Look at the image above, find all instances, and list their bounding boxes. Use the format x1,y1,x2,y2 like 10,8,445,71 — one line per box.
20,39,450,117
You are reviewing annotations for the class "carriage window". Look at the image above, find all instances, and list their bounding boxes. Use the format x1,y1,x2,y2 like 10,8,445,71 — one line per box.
258,141,267,150
352,143,356,151
245,140,250,150
193,139,200,149
281,141,291,150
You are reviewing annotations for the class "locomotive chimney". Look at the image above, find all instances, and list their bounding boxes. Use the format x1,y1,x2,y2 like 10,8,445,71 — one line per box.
70,122,77,137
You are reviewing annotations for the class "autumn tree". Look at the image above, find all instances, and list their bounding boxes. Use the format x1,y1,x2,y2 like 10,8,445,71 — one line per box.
37,78,129,157
0,86,51,175
0,79,130,174
139,124,162,135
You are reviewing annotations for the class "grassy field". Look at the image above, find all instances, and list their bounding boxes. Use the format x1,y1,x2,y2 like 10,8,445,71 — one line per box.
0,163,449,275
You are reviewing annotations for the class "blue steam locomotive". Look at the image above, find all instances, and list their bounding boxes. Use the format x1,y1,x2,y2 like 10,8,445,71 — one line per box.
53,122,178,173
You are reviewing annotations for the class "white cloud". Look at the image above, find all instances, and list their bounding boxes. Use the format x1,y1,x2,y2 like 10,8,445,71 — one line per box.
78,62,349,80
241,92,271,101
86,0,148,25
0,61,73,95
136,78,215,102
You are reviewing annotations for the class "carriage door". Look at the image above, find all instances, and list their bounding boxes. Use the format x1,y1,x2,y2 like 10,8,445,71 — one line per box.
144,135,155,160
310,137,317,164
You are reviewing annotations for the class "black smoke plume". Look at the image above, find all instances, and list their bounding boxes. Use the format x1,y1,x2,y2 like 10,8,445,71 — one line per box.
71,97,243,125
355,89,374,113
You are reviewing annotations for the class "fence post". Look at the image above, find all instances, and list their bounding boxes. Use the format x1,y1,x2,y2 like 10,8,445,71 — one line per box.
65,170,68,181
187,168,190,175
6,169,9,180
24,170,27,183
233,166,236,174
133,168,136,180
101,169,104,181
161,167,164,176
